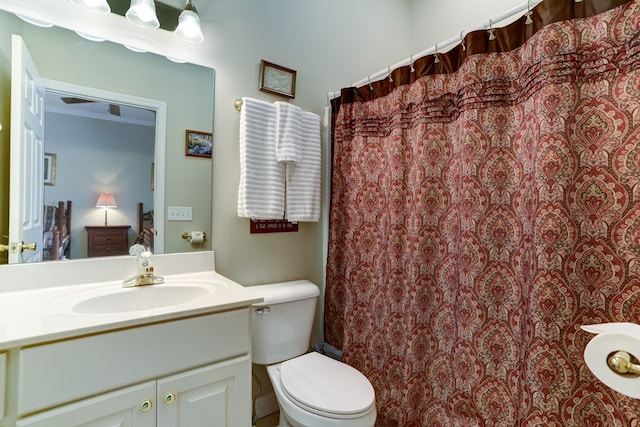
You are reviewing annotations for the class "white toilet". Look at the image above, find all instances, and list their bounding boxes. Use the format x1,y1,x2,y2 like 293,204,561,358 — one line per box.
251,280,376,427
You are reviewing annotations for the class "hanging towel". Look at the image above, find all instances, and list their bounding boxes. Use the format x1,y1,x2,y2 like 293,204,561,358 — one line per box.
285,111,321,222
237,97,285,220
274,101,303,163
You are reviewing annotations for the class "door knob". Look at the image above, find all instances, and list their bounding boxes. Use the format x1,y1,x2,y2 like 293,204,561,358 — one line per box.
20,241,37,253
0,244,8,253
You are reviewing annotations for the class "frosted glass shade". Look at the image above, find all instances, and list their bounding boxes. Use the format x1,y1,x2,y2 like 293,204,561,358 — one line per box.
126,0,160,29
175,8,204,43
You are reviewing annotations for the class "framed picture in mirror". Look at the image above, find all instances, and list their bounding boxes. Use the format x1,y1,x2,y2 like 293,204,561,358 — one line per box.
259,60,296,99
185,129,213,158
44,152,56,186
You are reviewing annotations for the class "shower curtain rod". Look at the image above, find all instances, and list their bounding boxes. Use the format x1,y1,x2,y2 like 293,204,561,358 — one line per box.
328,0,545,100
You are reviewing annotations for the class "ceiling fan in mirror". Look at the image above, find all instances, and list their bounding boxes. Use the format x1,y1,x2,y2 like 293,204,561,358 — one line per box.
60,96,121,116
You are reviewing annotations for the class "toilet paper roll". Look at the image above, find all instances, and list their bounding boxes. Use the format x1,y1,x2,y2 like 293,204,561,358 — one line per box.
584,324,640,399
189,231,204,244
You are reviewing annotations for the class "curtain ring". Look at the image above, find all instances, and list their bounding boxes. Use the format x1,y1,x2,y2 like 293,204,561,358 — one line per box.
460,31,466,51
525,0,533,25
487,19,496,41
388,66,393,82
434,44,440,64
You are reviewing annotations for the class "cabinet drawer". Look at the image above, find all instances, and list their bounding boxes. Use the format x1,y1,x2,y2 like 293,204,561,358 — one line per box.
90,244,125,257
18,308,250,415
0,352,5,420
89,232,126,244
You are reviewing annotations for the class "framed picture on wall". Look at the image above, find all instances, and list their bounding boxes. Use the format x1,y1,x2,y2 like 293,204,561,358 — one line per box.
259,60,296,99
185,129,213,158
44,152,56,186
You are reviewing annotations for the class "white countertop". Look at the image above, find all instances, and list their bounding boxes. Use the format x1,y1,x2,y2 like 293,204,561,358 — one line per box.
0,253,263,349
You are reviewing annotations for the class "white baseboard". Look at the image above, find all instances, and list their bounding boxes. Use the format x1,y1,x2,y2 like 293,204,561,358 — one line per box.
255,390,278,418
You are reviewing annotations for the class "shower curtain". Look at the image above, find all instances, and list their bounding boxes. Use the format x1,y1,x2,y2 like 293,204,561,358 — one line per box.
325,0,640,425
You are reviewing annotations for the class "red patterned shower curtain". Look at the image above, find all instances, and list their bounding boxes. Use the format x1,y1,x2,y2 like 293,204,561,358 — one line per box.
325,0,640,425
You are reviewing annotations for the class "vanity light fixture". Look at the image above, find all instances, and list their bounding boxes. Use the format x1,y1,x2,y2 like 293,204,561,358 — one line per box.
75,31,107,42
70,0,111,14
126,0,160,29
175,0,204,44
95,192,118,226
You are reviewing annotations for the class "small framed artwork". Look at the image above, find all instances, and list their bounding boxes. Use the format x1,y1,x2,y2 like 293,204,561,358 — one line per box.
185,129,213,158
44,152,56,186
259,60,296,99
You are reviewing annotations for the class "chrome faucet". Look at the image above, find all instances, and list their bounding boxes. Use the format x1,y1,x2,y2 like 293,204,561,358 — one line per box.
123,245,164,287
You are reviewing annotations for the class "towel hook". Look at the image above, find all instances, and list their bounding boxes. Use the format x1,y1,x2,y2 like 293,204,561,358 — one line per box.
525,0,533,25
388,66,393,82
487,19,496,41
433,44,440,64
460,31,466,51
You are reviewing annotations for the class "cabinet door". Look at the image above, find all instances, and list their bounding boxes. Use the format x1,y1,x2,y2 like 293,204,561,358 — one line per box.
0,353,5,421
16,381,156,427
157,355,251,427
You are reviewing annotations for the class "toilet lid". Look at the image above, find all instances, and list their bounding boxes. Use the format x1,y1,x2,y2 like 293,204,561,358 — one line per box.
280,352,375,418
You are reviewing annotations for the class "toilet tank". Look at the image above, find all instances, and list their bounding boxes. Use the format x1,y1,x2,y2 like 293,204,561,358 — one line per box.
250,280,320,365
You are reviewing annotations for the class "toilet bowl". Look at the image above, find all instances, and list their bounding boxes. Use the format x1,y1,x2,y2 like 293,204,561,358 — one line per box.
250,281,376,427
267,352,376,427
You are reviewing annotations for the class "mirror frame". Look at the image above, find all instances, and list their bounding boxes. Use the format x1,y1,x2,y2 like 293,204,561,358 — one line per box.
0,1,216,264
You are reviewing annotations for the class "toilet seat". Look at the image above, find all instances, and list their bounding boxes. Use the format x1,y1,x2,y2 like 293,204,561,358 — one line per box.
279,352,375,419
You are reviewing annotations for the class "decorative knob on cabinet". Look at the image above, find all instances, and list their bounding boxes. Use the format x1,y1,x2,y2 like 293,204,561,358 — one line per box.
140,399,153,413
164,393,177,405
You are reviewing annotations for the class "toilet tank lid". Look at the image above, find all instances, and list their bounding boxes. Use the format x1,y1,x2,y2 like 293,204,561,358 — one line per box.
250,280,319,306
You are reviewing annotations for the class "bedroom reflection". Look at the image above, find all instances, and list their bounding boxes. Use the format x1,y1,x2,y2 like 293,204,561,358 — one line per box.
42,92,155,261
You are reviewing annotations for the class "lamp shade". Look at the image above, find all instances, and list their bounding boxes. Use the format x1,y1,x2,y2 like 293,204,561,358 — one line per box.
126,0,160,29
175,1,204,43
70,0,111,14
95,192,117,209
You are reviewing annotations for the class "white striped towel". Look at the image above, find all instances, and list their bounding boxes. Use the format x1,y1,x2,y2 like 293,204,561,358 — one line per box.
285,111,321,222
275,101,303,163
238,97,285,220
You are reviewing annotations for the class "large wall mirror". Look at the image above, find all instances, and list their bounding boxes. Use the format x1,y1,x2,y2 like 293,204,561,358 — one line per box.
0,6,214,265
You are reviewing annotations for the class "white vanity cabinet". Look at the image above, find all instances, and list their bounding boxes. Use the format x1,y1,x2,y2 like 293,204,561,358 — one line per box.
8,308,252,427
16,356,250,427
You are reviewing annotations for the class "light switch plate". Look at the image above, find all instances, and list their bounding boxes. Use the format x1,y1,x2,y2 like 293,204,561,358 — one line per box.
168,206,192,221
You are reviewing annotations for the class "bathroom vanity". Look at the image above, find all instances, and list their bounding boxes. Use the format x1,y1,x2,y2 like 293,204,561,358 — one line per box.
0,252,262,427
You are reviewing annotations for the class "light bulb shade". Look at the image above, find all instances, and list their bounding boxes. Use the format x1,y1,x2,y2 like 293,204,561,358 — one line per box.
126,0,160,29
95,192,117,209
15,13,53,28
175,8,204,43
70,0,111,14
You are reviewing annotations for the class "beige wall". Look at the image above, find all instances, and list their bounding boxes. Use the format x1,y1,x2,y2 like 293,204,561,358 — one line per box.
206,0,413,347
409,0,527,52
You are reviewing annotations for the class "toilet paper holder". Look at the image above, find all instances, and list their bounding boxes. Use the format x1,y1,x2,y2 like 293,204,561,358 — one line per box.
181,232,206,242
608,351,640,376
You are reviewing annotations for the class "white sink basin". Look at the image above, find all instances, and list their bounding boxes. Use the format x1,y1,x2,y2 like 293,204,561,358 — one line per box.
46,280,222,315
73,285,211,314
